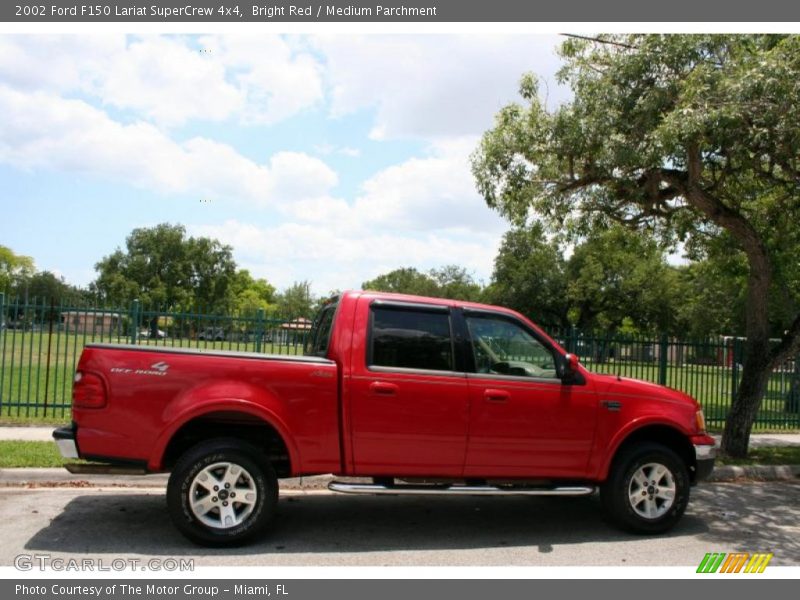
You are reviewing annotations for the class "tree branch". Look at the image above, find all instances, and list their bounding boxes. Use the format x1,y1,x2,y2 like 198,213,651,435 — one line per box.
560,34,638,50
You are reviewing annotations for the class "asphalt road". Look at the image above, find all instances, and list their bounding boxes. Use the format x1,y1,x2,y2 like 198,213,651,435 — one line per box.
0,481,798,567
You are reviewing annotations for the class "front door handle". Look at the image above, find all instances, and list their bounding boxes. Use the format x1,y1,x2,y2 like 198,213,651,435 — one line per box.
370,381,399,396
484,389,510,403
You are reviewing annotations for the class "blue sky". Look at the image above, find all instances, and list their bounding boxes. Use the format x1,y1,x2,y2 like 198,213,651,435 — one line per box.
0,34,567,295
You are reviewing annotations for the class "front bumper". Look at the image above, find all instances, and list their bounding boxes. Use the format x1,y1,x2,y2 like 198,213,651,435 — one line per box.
53,423,79,459
694,442,716,481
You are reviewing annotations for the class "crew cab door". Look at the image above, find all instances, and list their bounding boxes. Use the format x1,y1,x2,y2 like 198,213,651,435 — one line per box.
347,300,469,477
461,310,598,478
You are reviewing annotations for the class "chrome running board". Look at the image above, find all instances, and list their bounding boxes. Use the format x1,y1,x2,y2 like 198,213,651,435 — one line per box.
328,482,595,496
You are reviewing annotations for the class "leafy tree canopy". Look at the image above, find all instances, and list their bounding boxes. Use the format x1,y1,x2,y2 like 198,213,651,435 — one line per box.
230,269,276,315
275,281,314,319
93,223,237,312
484,223,569,327
566,226,680,333
488,224,683,334
0,245,35,294
362,266,483,302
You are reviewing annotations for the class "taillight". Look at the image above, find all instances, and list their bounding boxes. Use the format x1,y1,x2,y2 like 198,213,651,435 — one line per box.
72,371,107,408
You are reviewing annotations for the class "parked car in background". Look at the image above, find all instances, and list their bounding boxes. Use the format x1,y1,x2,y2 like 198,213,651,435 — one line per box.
139,328,167,339
198,327,225,341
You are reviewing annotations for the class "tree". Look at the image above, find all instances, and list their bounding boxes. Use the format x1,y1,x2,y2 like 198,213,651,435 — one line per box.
94,224,238,333
362,268,440,297
472,35,800,457
362,265,483,301
488,223,681,334
18,271,85,304
275,281,314,319
429,265,484,302
229,270,276,315
674,236,748,339
486,223,570,328
566,226,680,334
0,245,34,294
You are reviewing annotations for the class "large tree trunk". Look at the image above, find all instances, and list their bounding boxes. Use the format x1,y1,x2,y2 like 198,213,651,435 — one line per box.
720,248,772,458
720,338,772,457
681,165,776,459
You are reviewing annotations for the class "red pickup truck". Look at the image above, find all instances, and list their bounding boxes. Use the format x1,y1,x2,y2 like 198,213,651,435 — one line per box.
54,290,715,546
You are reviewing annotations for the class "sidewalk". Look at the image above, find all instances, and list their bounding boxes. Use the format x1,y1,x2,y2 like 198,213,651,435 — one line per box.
0,426,62,442
713,433,800,447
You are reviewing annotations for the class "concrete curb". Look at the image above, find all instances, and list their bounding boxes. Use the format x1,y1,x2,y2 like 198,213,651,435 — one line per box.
1,467,797,489
706,464,800,482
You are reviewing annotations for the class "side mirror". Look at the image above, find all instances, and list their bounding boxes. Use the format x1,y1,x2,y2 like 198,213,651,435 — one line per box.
560,353,580,381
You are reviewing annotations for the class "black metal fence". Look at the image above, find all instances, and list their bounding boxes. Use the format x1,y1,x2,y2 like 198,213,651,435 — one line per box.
0,295,311,419
549,328,800,429
1,294,798,428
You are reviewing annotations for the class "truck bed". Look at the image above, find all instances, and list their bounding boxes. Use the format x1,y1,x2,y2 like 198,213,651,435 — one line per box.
71,343,341,474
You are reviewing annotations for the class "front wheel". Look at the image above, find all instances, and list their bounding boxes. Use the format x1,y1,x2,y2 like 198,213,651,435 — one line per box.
600,442,689,534
167,438,278,547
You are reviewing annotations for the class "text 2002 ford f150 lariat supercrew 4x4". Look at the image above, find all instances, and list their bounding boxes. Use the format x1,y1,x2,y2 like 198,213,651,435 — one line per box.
53,291,716,546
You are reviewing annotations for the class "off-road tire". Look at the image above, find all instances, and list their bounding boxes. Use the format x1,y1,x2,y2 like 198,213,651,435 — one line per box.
600,442,690,534
167,438,278,547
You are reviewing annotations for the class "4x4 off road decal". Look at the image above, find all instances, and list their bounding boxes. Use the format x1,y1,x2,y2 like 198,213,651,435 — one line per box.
697,552,773,573
110,361,170,377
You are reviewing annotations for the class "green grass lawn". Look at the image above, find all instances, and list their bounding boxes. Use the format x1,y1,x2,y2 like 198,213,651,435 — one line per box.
0,414,69,426
0,440,80,468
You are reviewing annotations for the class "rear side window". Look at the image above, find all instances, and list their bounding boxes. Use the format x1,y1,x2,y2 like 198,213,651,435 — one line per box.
370,306,453,372
305,300,338,357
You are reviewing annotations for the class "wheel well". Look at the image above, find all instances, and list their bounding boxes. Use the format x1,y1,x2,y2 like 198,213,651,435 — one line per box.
610,425,697,482
161,411,291,477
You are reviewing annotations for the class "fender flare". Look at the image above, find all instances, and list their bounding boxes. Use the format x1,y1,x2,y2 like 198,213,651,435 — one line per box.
148,398,299,472
595,417,693,480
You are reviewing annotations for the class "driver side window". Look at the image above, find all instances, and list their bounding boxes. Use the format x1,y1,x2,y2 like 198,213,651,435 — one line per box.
465,314,559,379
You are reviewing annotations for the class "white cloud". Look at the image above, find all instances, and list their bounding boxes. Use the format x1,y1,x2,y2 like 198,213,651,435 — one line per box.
98,36,242,127
313,143,361,157
189,219,500,295
199,35,324,125
0,86,336,206
0,35,122,93
0,34,324,128
0,34,564,136
353,136,505,232
314,34,566,140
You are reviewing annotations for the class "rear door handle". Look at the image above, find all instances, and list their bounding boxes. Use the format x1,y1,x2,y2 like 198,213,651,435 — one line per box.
370,381,399,396
484,389,510,403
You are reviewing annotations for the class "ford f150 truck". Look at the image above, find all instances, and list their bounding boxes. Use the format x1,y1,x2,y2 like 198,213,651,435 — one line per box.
53,290,716,546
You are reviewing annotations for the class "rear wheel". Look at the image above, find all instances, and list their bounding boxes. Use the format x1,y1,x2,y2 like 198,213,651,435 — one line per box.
600,442,689,534
167,438,278,547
